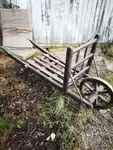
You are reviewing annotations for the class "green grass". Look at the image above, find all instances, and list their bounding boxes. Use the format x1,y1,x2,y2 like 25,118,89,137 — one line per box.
78,108,88,124
101,43,113,59
107,46,113,58
0,116,25,133
37,91,92,150
37,92,80,150
106,73,113,86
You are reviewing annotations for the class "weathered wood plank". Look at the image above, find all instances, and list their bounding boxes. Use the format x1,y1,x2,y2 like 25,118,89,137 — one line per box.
43,53,65,68
33,57,64,78
28,62,63,89
35,56,64,73
27,59,63,84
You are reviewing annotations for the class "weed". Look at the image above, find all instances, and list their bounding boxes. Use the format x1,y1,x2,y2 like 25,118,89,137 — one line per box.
101,43,113,59
0,116,12,133
16,119,25,129
0,116,24,133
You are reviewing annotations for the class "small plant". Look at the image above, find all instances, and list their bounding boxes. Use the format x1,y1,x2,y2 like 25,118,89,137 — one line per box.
0,116,12,132
16,119,25,129
101,41,113,59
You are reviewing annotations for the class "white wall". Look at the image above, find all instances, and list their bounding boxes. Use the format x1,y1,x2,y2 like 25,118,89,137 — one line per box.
14,0,113,44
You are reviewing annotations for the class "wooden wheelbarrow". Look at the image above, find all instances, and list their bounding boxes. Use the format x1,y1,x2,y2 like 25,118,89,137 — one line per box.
1,34,113,109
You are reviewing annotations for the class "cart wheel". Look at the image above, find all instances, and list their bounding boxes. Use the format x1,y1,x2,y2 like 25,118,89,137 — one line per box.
80,77,113,109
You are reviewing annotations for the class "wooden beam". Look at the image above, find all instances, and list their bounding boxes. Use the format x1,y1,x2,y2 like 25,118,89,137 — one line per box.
63,47,73,94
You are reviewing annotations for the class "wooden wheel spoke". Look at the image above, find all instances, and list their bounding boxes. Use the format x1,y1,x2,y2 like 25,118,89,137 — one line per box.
98,90,108,94
98,95,109,103
83,93,92,96
88,92,98,104
84,83,93,91
94,83,98,91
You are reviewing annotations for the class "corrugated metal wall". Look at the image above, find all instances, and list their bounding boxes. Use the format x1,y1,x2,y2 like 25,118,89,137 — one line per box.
14,0,113,43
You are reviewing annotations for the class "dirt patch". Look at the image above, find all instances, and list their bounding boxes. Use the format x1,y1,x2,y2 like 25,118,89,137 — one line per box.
0,54,54,149
0,54,53,115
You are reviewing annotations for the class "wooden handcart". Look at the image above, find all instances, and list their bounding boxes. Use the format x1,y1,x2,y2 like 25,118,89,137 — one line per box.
1,34,113,109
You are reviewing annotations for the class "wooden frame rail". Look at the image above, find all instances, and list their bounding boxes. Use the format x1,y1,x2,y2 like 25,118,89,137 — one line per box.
73,38,98,54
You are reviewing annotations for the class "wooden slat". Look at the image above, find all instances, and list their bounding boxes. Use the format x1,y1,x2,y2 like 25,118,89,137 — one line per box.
81,47,88,70
73,50,80,75
85,35,99,74
69,66,90,87
75,51,80,63
28,39,65,65
27,59,63,84
33,58,64,78
72,66,89,80
35,56,64,73
28,63,62,89
43,53,65,68
73,39,97,54
72,53,93,70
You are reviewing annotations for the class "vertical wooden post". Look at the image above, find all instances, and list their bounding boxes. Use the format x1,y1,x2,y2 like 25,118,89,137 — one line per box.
73,50,80,75
63,47,73,95
85,34,99,74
